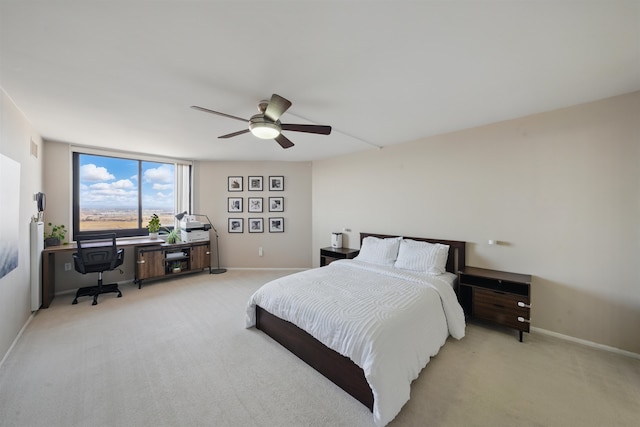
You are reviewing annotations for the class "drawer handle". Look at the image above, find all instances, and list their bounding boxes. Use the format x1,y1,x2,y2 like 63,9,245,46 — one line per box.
206,251,211,255
137,260,145,264
517,317,531,323
517,301,531,309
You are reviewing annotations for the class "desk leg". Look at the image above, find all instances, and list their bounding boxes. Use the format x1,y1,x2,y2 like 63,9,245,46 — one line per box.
41,252,56,309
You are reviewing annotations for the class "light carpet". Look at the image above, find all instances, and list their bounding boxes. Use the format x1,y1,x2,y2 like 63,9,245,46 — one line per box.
0,270,638,427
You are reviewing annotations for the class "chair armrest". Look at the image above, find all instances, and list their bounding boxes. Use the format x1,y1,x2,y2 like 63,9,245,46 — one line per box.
72,253,85,274
113,248,125,269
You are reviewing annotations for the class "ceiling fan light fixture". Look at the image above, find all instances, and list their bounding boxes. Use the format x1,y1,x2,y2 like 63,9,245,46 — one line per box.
192,94,331,149
249,116,281,139
250,124,280,139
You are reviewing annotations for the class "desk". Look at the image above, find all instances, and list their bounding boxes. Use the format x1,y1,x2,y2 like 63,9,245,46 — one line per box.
42,238,174,308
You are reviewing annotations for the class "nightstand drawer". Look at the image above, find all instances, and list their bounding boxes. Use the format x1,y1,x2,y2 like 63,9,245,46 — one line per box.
473,288,530,332
473,304,530,332
474,288,529,310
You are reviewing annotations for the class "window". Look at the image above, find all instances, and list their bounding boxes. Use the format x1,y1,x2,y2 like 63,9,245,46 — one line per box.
72,151,191,238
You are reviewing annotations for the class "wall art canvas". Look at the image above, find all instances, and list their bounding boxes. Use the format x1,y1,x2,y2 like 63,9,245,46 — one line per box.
0,154,20,279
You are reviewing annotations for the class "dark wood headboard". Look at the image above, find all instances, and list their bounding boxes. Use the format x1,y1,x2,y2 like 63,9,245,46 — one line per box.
359,232,466,274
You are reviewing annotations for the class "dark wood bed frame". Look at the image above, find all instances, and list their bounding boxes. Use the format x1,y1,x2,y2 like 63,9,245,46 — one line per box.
255,232,466,411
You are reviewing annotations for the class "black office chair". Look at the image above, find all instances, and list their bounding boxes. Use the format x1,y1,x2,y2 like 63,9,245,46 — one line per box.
72,233,125,305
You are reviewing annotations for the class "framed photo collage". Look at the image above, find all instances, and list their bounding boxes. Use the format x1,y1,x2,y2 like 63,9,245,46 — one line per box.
227,176,285,233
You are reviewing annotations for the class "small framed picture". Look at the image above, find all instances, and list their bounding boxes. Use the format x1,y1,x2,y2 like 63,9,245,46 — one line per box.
269,197,284,212
228,197,243,213
228,218,244,233
269,176,284,191
228,176,243,192
269,217,284,233
248,218,264,233
248,197,263,213
248,176,263,191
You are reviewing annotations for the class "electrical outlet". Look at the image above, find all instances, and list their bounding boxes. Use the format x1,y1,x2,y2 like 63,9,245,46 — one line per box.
259,247,263,257
64,262,72,271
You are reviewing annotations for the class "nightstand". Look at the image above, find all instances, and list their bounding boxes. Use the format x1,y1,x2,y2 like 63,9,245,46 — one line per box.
320,247,359,266
458,266,532,342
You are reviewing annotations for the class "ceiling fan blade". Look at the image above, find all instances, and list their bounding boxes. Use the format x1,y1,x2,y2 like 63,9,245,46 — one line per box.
264,94,292,122
281,124,332,135
219,129,250,139
191,106,248,123
275,134,294,149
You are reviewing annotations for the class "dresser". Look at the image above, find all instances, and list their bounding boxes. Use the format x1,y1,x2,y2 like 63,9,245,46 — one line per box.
458,266,532,342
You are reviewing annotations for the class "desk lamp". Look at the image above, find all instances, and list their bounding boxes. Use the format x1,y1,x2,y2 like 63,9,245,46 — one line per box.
175,211,226,274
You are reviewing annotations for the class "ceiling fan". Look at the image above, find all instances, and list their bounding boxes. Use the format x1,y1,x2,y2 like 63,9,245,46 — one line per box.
191,93,332,149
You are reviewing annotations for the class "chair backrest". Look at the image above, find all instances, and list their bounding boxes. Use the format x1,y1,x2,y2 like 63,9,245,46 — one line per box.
74,233,123,274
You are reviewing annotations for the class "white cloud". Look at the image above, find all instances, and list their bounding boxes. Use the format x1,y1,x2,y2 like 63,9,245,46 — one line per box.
80,164,115,181
144,164,174,184
82,179,137,205
111,179,135,189
152,183,173,191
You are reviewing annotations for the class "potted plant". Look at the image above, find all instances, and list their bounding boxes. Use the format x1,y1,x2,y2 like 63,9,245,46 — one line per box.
44,223,67,247
172,261,182,273
147,214,161,239
164,228,181,244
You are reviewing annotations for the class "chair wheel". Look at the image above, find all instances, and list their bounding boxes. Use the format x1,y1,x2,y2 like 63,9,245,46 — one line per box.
72,299,78,305
92,300,98,306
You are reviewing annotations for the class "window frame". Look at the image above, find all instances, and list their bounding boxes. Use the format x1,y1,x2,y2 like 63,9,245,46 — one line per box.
72,149,192,239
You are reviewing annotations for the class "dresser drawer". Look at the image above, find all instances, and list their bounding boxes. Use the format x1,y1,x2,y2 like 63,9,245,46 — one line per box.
473,288,530,332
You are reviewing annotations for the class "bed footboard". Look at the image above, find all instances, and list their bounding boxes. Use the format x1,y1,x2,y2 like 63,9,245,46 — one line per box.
256,305,374,411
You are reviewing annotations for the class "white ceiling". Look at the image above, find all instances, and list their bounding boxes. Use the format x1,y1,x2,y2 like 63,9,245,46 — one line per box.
1,1,638,162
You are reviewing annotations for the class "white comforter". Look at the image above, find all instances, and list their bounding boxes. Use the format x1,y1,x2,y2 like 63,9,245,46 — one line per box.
245,260,466,427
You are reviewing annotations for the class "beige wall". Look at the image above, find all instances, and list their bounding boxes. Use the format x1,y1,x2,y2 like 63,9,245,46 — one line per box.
195,161,312,269
312,91,640,354
0,90,44,359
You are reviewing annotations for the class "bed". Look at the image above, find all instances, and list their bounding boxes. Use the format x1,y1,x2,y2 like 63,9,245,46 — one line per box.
245,232,466,426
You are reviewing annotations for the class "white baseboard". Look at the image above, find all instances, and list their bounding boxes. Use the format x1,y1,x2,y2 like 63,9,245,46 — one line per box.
532,327,640,360
0,312,36,370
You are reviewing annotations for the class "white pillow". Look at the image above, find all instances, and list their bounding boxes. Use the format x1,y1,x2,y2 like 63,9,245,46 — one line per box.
394,239,450,275
354,236,402,266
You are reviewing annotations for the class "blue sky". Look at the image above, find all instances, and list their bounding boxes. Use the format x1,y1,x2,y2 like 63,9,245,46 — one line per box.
79,154,174,210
